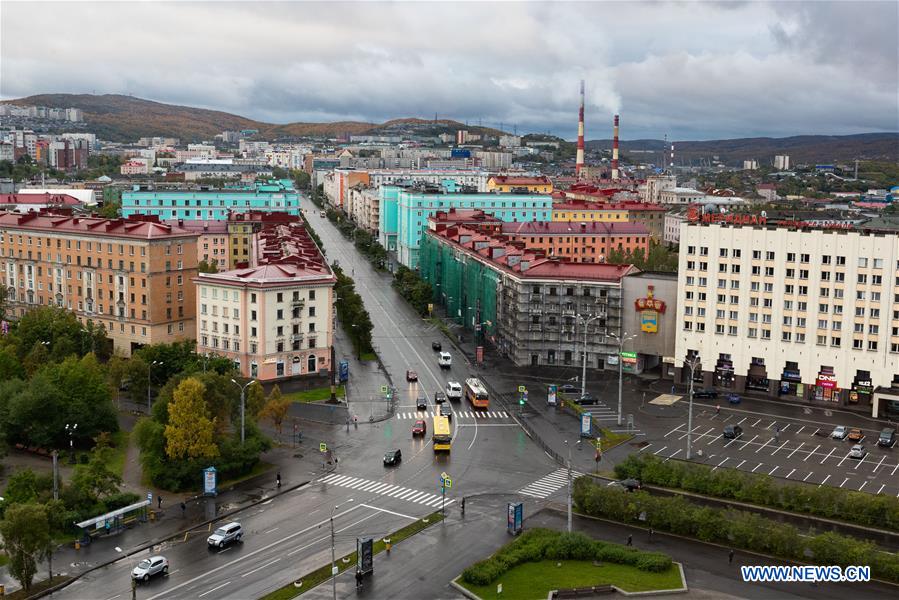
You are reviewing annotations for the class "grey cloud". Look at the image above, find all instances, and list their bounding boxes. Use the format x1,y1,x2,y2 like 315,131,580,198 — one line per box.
0,1,895,140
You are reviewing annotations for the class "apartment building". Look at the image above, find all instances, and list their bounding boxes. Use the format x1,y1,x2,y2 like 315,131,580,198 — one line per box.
501,221,650,262
675,221,899,418
226,211,300,269
552,200,667,240
165,220,229,271
0,211,198,356
420,222,636,368
194,223,335,381
122,180,300,221
486,176,553,194
346,187,381,233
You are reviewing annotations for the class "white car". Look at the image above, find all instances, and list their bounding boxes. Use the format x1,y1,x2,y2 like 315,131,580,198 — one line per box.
445,381,463,400
831,425,848,440
132,556,168,582
207,522,243,548
438,352,452,369
849,444,867,459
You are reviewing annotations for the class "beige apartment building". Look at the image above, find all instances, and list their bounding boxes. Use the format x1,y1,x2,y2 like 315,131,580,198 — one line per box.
0,211,198,356
194,223,335,381
674,221,899,418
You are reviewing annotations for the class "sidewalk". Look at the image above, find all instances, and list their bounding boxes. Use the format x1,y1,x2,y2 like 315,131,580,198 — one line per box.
333,322,393,423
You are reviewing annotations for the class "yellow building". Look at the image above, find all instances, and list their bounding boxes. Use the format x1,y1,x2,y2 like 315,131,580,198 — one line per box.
552,200,667,240
486,175,553,194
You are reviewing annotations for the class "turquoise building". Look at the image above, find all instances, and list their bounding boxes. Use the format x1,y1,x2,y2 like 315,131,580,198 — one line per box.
378,183,553,269
122,180,300,221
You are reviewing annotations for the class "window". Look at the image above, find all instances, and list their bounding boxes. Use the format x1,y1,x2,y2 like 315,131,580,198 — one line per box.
687,261,695,270
818,319,828,329
873,258,883,269
752,250,761,259
750,298,759,307
761,329,771,339
801,254,810,263
308,322,315,332
786,252,795,262
765,267,774,276
751,266,761,275
836,256,846,266
687,245,695,255
748,328,757,338
820,288,829,297
797,318,806,328
870,308,880,318
728,326,737,336
821,272,830,281
763,299,773,308
858,257,868,268
869,341,879,351
715,324,725,334
766,251,775,260
799,270,808,280
251,293,257,303
719,248,728,258
684,306,693,316
786,269,795,278
785,285,794,294
796,333,805,343
716,309,725,319
251,310,257,321
853,339,863,350
783,316,793,326
764,283,773,292
784,300,793,310
700,246,708,256
822,255,831,265
683,321,692,330
749,313,758,322
782,331,792,342
831,337,841,347
858,274,868,284
869,324,879,334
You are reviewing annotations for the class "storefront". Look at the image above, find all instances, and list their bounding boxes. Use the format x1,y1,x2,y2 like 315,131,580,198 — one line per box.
746,357,769,392
779,362,803,398
714,353,735,388
814,366,840,402
850,371,874,406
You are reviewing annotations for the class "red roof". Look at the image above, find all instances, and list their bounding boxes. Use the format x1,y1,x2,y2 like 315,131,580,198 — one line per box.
0,210,196,240
164,219,228,234
428,224,637,282
0,193,82,206
553,200,665,212
429,208,502,225
501,221,649,236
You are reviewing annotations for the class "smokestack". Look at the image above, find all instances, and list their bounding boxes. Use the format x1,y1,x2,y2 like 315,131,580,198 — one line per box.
611,114,620,181
575,80,585,177
670,142,675,172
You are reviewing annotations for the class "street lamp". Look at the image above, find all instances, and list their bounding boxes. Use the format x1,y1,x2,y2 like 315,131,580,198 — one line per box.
609,331,637,426
684,356,701,460
331,498,354,600
576,314,601,400
114,546,137,600
563,440,580,533
65,423,77,464
231,378,255,444
147,360,163,414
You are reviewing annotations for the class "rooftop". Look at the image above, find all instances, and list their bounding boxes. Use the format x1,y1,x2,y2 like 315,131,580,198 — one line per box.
0,210,196,240
552,199,666,212
488,175,552,186
500,221,650,236
163,219,228,234
0,193,82,206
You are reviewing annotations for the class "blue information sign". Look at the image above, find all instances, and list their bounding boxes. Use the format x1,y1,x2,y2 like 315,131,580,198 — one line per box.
338,360,349,383
203,466,217,497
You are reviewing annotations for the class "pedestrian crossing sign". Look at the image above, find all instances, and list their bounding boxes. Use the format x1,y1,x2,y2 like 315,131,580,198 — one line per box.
444,477,453,489
518,385,526,393
319,442,327,452
380,385,389,394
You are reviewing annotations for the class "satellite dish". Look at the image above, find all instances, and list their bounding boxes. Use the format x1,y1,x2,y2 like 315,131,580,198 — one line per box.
761,210,767,218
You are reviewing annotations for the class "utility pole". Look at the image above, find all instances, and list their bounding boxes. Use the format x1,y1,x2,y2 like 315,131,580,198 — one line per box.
577,314,600,397
685,357,700,459
52,450,59,500
231,378,255,444
331,499,354,600
610,331,636,426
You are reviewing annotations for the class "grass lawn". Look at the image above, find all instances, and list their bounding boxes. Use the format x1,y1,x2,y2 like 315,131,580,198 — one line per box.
460,560,683,599
595,429,632,452
217,461,275,489
107,429,130,478
260,512,444,600
285,386,345,403
359,352,378,362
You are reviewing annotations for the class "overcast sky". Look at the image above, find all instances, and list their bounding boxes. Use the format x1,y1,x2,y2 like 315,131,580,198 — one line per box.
1,1,897,140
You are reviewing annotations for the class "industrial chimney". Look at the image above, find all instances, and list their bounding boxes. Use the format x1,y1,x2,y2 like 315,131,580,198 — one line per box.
575,80,585,177
611,114,620,181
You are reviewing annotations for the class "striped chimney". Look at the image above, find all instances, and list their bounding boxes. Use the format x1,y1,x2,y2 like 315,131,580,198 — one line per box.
575,80,585,177
611,114,620,181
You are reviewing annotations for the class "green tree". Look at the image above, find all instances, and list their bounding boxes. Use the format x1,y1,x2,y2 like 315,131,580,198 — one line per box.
165,378,218,461
123,355,149,404
2,469,54,506
4,374,66,448
71,439,122,500
0,344,24,381
0,503,52,593
44,354,118,445
198,259,219,274
292,169,311,190
245,381,266,419
259,385,289,440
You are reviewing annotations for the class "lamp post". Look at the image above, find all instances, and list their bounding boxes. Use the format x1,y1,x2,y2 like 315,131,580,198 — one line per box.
148,360,163,414
331,498,354,600
65,423,77,464
231,378,255,444
576,314,601,399
563,439,580,533
609,331,636,426
684,356,701,460
115,546,137,600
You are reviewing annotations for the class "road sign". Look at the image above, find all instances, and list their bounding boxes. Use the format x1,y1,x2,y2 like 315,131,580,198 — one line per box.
380,385,389,394
444,477,453,489
319,442,327,453
517,385,526,393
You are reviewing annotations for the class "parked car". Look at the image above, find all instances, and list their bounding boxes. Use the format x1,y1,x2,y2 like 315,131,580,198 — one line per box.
416,396,427,411
608,478,642,492
434,391,447,404
726,393,741,404
831,425,849,440
432,341,442,351
207,522,243,548
878,428,896,448
559,383,581,395
847,428,864,442
723,424,743,439
438,352,452,369
440,402,453,421
849,444,867,459
406,369,418,382
319,210,326,218
383,449,402,466
132,556,168,582
412,419,427,436
692,389,719,399
445,381,463,401
574,393,596,405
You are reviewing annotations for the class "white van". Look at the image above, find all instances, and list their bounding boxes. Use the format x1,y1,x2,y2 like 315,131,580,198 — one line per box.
438,352,452,369
445,381,463,400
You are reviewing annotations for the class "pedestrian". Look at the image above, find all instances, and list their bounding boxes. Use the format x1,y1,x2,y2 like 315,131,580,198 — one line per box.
353,415,358,429
346,416,350,432
355,570,363,589
649,528,654,541
728,549,735,564
626,535,632,547
276,472,282,488
671,385,676,395
715,404,720,415
180,501,186,517
157,495,163,509
461,497,465,515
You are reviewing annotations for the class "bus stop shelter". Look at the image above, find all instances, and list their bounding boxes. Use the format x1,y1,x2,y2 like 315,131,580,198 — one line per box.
75,499,151,544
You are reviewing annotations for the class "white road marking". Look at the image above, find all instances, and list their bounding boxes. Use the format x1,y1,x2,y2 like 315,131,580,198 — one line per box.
768,466,779,476
892,462,899,477
820,448,835,464
241,558,281,578
198,581,231,597
819,474,831,487
877,484,886,495
751,418,762,427
712,457,729,471
858,481,868,492
360,503,417,520
666,449,682,460
735,459,747,469
770,440,789,456
262,527,279,535
795,426,805,435
873,456,886,473
755,437,773,453
803,471,814,481
751,462,764,473
788,442,804,458
737,417,747,425
743,434,759,448
837,451,851,468
639,444,653,453
653,446,668,455
787,468,796,478
853,453,867,469
781,423,790,432
839,477,849,488
804,444,820,462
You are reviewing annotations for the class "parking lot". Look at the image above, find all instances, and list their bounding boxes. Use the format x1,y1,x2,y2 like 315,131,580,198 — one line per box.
640,405,899,497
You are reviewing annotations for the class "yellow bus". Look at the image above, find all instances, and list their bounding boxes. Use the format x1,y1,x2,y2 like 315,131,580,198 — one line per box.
433,415,451,452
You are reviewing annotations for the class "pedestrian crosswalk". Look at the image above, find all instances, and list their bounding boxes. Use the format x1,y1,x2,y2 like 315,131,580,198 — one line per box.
395,410,509,420
318,473,455,508
518,468,583,499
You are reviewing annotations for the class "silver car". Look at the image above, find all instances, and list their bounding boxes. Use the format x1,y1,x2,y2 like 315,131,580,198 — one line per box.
831,425,848,440
849,444,867,459
207,522,243,548
132,556,168,582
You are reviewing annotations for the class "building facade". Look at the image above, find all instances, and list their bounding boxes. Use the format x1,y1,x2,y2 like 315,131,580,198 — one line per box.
194,223,335,382
0,211,198,356
663,210,688,246
226,211,300,269
621,272,678,375
486,175,553,194
675,222,899,418
640,175,676,204
552,200,666,241
419,222,637,368
165,220,230,271
500,220,650,263
658,187,705,205
122,180,300,221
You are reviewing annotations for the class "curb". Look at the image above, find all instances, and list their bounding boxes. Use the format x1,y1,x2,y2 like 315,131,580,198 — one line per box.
33,479,312,599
